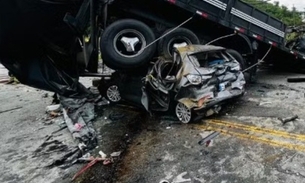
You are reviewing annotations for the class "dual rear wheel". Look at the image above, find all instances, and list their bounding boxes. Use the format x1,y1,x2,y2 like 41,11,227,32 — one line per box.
100,19,200,70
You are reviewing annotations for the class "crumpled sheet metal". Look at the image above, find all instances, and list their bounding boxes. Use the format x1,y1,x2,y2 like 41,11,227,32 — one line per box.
174,48,246,110
176,77,245,109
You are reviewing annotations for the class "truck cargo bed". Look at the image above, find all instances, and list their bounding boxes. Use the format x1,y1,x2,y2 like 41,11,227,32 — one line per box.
165,0,305,61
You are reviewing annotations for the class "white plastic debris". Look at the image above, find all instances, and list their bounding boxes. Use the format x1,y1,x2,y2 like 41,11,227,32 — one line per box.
82,153,91,158
159,180,170,183
78,143,87,151
99,150,107,159
172,172,191,183
259,102,272,106
46,104,61,113
110,151,121,157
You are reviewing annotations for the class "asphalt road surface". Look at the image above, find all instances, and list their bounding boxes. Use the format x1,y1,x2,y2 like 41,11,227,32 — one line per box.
1,65,305,183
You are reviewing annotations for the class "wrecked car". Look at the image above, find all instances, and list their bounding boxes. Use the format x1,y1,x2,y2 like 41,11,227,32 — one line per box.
99,45,246,123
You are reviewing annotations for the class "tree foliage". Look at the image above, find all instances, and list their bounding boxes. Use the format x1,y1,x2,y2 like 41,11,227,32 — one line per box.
242,0,303,26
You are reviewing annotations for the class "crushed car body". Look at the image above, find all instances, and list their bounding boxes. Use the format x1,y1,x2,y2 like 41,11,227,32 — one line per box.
100,45,246,123
173,45,246,111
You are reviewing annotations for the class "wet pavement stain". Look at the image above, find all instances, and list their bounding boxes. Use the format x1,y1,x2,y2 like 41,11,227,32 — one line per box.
74,106,152,183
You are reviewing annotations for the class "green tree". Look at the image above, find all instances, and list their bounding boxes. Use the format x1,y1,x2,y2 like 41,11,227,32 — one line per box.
242,0,303,26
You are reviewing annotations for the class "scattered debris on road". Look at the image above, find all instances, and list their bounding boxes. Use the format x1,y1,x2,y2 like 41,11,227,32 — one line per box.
0,78,9,83
46,104,61,114
159,180,170,183
279,115,299,125
198,131,220,146
172,172,191,183
287,78,305,83
110,151,122,157
72,157,103,181
42,93,49,98
72,150,114,181
0,106,22,114
109,112,125,121
99,150,107,159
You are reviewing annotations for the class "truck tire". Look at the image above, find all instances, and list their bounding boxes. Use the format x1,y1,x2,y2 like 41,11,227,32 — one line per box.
158,28,200,59
226,49,246,70
100,19,156,70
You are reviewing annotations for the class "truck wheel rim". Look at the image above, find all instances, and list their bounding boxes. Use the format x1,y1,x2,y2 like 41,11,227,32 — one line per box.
106,85,121,102
113,29,146,58
167,37,191,57
176,102,191,123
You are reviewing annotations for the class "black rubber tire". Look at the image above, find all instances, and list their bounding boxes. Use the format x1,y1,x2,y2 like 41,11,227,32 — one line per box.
100,19,156,70
158,28,200,59
226,49,246,70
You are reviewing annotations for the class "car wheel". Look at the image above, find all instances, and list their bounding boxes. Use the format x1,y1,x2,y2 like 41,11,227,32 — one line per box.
98,80,121,103
100,19,156,70
226,49,246,70
175,102,192,124
105,84,121,103
158,28,200,59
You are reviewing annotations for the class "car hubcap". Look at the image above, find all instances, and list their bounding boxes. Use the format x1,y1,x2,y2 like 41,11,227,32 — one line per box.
176,102,192,123
106,85,121,102
113,29,146,58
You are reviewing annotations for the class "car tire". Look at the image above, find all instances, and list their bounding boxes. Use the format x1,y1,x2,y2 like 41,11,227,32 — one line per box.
226,49,246,70
158,28,200,59
100,19,156,70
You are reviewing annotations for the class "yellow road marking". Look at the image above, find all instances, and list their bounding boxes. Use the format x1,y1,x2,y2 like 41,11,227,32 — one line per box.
196,119,305,152
203,126,305,152
207,119,305,141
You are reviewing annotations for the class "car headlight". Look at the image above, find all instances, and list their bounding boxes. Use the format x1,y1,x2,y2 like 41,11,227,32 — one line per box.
186,75,202,85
